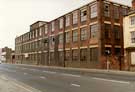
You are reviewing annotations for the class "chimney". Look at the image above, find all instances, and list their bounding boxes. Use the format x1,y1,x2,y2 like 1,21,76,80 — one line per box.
132,0,135,9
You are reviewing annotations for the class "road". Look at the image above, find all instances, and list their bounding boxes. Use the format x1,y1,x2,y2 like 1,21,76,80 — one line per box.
0,64,135,92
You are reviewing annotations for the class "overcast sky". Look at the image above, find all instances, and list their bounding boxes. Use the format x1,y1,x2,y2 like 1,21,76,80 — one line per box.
0,0,132,50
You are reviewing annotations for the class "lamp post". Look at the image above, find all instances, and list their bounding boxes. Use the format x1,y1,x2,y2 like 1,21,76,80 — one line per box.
105,50,111,71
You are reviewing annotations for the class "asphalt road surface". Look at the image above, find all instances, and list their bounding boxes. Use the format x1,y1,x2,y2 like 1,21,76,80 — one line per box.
0,64,135,92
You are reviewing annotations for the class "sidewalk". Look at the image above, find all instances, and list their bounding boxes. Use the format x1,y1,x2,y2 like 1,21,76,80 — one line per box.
13,63,135,76
0,74,41,92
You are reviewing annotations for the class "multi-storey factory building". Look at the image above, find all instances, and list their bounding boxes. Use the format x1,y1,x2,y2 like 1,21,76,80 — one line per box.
15,0,130,70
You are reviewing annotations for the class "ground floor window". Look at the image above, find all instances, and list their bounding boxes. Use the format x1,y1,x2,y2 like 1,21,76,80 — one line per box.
50,52,54,61
90,48,98,62
65,50,70,61
72,50,78,61
80,49,87,61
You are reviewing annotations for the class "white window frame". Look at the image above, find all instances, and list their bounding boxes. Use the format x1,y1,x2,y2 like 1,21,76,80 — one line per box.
90,4,97,18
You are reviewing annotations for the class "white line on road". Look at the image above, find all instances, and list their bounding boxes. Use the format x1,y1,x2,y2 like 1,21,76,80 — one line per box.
71,83,80,87
24,73,27,75
61,73,81,78
13,82,34,92
43,71,56,74
92,77,130,84
39,76,46,79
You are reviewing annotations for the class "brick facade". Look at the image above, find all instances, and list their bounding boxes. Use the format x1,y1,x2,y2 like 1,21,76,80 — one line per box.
15,0,130,70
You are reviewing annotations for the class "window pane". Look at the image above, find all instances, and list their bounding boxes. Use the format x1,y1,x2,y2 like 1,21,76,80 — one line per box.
80,49,87,61
81,27,87,40
72,50,78,61
66,32,70,43
131,31,135,43
81,9,87,22
73,11,78,24
66,15,70,27
90,4,97,18
73,30,78,42
104,4,110,17
90,24,98,38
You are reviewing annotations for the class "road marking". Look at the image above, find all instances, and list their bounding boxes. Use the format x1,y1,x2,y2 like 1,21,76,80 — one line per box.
21,68,28,70
30,69,37,71
24,73,27,75
61,73,81,78
92,77,130,84
40,76,46,79
71,83,80,87
43,71,56,74
13,82,34,92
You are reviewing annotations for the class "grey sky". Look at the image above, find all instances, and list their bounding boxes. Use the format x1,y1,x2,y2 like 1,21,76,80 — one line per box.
0,0,132,49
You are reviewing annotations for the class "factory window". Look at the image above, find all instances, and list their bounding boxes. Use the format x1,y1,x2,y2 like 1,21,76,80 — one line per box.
72,50,78,61
65,51,70,61
72,30,78,42
90,4,97,18
114,26,120,40
65,15,70,27
104,24,111,39
104,4,110,17
66,32,70,43
59,34,63,44
113,6,119,19
90,24,98,38
80,49,87,61
81,8,87,22
80,27,87,40
90,48,98,62
51,21,55,32
73,11,78,24
59,18,64,29
44,25,48,34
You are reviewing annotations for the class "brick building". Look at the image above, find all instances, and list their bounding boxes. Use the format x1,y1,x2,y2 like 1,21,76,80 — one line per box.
1,47,13,63
15,0,130,70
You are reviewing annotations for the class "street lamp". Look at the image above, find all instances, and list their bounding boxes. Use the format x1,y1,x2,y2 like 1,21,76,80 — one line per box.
105,50,111,71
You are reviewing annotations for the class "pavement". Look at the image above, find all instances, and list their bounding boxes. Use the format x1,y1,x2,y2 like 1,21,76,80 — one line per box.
0,63,135,92
0,74,41,92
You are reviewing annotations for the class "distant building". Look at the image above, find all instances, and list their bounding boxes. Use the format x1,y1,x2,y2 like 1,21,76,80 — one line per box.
124,0,135,71
15,0,130,70
1,47,13,63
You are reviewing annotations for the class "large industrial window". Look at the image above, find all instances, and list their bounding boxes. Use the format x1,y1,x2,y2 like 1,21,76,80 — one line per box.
72,30,78,42
104,4,110,17
66,32,70,43
90,4,97,18
72,50,78,61
44,24,48,34
80,27,87,40
114,26,120,40
104,24,111,39
65,51,70,61
65,15,70,27
113,6,119,19
51,21,55,32
59,18,64,29
90,24,98,38
59,34,63,44
80,8,87,22
90,48,98,62
131,31,135,43
80,49,87,61
73,11,78,24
